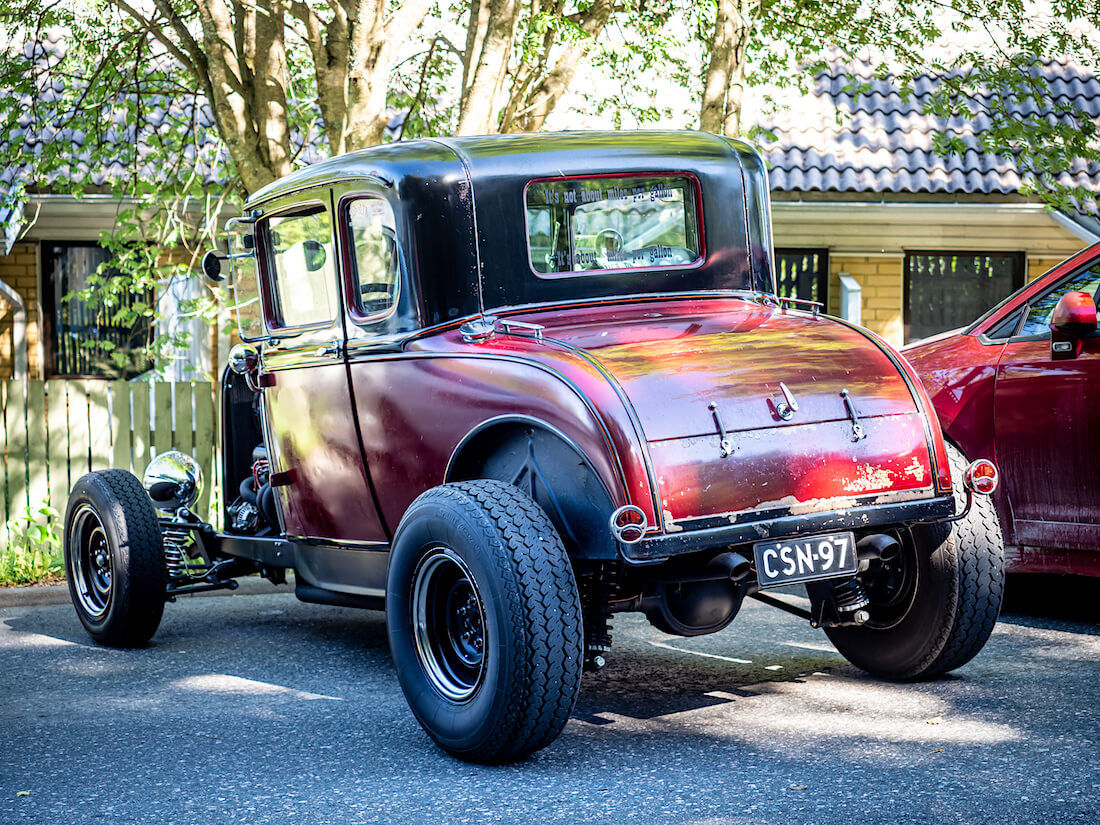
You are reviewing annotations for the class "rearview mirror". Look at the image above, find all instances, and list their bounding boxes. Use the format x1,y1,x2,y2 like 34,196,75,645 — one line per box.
1050,291,1097,360
302,239,327,272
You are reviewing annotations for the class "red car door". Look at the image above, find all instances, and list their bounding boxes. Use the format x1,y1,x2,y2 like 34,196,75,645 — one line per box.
994,256,1100,551
251,191,388,545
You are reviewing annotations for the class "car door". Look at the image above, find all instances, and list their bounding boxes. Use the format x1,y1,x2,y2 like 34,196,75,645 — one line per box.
252,190,388,546
994,253,1100,550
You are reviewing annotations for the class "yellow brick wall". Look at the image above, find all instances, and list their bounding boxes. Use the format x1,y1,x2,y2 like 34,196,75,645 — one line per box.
827,255,905,348
1028,256,1067,283
0,243,41,380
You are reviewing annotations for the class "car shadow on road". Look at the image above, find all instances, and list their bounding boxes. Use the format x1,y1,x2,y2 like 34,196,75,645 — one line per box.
572,623,847,724
1000,573,1100,632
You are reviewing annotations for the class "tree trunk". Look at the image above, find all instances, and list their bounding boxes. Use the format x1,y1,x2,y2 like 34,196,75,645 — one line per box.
699,0,759,137
509,0,617,132
455,0,523,135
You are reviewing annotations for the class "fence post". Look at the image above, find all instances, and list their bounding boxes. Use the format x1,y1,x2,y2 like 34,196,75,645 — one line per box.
0,381,8,544
153,382,172,459
67,380,90,479
87,381,111,472
132,381,151,479
110,381,132,474
6,379,28,522
194,381,215,522
26,381,47,518
46,380,70,512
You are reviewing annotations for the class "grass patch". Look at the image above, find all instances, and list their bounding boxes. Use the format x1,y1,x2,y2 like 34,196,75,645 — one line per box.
0,505,64,586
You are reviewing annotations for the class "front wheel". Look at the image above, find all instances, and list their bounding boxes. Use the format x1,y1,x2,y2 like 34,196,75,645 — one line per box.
64,470,167,647
825,444,1005,680
386,480,583,763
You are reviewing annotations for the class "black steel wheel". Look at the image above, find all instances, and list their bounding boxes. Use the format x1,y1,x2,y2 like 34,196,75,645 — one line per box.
386,480,583,764
825,444,1005,679
64,470,167,647
411,548,487,701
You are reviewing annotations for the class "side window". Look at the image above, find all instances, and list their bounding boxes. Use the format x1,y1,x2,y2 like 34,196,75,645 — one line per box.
346,198,399,317
265,206,337,329
985,308,1023,341
1018,265,1100,337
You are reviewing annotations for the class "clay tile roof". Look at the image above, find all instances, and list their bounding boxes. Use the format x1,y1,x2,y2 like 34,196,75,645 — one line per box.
757,59,1100,197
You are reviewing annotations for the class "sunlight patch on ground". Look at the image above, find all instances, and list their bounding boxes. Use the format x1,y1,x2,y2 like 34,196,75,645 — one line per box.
655,675,1019,746
170,674,342,701
646,639,752,664
780,640,839,653
0,619,81,650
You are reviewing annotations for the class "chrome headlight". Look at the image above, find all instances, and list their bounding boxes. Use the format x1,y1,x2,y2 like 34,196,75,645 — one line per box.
143,451,203,513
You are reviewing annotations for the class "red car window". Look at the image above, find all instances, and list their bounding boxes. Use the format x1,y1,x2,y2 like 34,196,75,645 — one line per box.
1018,264,1100,337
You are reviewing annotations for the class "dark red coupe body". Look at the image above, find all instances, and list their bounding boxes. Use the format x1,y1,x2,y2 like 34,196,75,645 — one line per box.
905,242,1100,577
62,131,1006,764
232,132,955,582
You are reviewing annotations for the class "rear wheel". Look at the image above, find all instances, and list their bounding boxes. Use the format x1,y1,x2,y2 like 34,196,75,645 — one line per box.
386,480,583,763
825,444,1005,679
64,470,167,647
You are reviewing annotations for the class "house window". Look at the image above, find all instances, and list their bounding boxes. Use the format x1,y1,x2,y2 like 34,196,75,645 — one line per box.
775,248,829,307
40,243,154,379
904,251,1025,343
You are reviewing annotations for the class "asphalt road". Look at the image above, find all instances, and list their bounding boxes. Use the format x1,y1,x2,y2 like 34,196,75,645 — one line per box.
1,577,1098,825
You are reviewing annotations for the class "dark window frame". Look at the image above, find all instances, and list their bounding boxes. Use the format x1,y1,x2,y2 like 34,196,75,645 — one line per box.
339,194,402,325
903,249,1026,344
256,199,340,335
773,247,830,309
39,241,155,380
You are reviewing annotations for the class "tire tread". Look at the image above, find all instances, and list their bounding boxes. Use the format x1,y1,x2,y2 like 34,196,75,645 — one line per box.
404,480,582,762
65,470,166,646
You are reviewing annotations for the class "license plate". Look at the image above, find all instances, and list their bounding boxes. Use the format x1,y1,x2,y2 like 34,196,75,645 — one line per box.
753,531,858,588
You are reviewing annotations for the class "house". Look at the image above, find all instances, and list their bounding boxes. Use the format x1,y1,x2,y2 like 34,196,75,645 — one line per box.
0,195,214,382
760,59,1100,347
2,59,1097,379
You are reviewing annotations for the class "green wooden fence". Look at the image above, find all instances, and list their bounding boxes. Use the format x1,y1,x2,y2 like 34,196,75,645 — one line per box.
0,380,217,547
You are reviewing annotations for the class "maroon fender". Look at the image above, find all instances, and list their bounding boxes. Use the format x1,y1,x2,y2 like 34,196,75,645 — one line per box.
412,295,952,536
347,350,634,535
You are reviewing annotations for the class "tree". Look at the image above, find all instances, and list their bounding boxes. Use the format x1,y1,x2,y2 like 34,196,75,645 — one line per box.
108,0,434,193
454,0,673,136
692,0,1100,214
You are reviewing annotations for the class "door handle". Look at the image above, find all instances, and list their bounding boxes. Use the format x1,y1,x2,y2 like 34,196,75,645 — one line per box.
315,342,345,359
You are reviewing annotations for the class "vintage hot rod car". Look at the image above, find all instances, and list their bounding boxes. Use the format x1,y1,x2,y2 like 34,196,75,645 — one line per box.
64,131,1004,763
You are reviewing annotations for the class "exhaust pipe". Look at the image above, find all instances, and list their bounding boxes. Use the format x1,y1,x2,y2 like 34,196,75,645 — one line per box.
662,551,752,584
856,534,900,567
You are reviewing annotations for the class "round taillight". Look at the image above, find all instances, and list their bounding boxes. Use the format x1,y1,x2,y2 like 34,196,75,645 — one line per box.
609,505,648,544
963,459,998,496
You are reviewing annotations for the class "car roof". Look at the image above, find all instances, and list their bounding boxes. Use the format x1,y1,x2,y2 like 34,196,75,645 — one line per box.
245,131,759,207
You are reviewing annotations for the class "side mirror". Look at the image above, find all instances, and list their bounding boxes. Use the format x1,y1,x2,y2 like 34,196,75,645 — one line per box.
1050,291,1097,360
202,250,227,283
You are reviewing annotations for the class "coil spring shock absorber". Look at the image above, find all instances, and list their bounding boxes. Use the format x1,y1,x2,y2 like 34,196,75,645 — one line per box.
162,525,194,581
831,576,871,623
578,562,619,671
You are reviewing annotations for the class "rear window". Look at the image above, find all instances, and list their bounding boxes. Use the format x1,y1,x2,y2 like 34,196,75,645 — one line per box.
525,174,702,276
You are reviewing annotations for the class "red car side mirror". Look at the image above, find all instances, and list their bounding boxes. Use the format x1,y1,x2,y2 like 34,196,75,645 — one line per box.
1050,291,1097,360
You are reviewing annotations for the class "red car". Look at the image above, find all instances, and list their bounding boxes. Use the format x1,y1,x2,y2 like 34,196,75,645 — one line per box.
64,132,1002,763
905,242,1100,577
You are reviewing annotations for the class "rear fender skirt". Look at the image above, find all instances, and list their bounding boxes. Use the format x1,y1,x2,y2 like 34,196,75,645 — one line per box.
446,416,619,559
